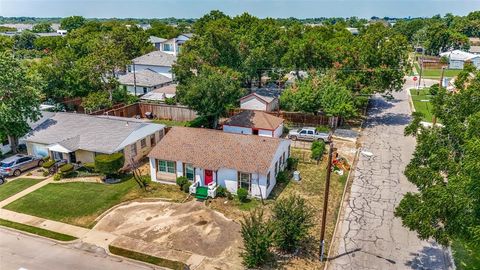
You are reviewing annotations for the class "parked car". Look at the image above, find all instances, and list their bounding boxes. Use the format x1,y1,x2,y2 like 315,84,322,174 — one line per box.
288,127,330,142
0,154,44,177
0,175,4,185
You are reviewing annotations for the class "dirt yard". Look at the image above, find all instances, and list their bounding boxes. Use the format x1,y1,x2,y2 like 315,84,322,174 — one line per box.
94,200,243,269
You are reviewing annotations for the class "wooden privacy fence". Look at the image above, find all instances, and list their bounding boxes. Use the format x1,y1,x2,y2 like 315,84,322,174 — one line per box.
228,108,340,127
90,102,197,122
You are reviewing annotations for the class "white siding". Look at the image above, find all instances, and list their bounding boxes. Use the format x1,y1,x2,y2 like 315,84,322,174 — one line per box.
273,123,283,138
125,85,154,96
223,125,252,135
129,64,172,78
149,158,157,182
258,129,273,137
449,60,464,70
176,161,183,178
240,97,267,111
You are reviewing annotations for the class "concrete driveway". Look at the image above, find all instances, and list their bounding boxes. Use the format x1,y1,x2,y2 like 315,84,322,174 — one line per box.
94,200,243,270
328,78,453,270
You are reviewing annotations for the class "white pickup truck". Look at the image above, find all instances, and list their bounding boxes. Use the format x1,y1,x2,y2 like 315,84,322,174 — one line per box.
288,127,330,142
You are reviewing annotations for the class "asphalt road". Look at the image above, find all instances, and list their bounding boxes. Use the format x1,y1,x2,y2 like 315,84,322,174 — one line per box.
328,78,453,270
0,228,158,270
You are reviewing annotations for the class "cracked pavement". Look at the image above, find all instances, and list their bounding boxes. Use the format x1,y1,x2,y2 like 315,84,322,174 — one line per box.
328,80,453,270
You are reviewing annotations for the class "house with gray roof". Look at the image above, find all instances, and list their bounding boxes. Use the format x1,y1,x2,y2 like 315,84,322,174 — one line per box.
128,50,177,79
149,36,167,50
24,113,166,166
118,69,172,96
440,50,480,70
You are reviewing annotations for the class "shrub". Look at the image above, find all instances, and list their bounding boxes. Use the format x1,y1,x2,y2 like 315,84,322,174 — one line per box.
59,163,74,173
42,170,50,177
240,209,274,268
429,84,440,96
311,140,325,161
182,182,191,193
53,173,62,181
276,171,289,183
42,156,51,162
237,188,249,203
316,125,330,133
216,186,227,197
94,153,124,176
176,176,188,189
42,160,55,169
286,157,299,171
272,195,314,253
282,125,290,135
83,162,95,172
164,97,176,105
186,116,210,128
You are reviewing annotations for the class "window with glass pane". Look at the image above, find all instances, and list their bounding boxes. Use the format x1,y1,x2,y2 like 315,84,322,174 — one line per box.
238,172,250,190
185,164,194,181
158,160,175,173
267,172,271,188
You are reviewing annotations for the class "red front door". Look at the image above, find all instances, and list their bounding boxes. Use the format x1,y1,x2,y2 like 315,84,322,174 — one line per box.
204,170,213,185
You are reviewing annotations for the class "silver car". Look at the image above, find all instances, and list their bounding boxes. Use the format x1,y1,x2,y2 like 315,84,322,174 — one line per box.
288,127,330,142
0,154,44,177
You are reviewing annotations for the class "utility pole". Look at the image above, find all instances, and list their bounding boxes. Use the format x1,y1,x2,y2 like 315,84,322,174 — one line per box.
132,61,137,96
320,136,334,261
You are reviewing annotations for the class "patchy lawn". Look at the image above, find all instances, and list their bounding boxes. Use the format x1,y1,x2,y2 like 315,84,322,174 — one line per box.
208,147,348,269
0,178,43,201
151,119,189,127
4,177,188,228
452,239,480,270
409,88,437,123
414,63,462,79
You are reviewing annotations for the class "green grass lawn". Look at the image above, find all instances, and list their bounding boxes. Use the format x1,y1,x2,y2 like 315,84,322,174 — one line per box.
0,218,77,241
409,89,437,123
4,179,136,228
3,177,188,228
151,119,189,127
0,178,43,201
452,239,480,270
414,63,462,79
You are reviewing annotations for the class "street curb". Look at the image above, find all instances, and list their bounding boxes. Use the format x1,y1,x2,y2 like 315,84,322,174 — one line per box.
0,225,79,245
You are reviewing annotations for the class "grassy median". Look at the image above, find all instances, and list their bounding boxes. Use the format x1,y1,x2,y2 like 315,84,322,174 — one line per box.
109,245,188,270
0,218,77,241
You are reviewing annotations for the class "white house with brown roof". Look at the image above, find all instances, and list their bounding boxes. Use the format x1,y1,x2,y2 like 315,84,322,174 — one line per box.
240,90,279,112
148,127,291,198
223,110,284,138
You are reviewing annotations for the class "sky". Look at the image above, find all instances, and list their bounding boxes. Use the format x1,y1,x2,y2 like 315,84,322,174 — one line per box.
1,0,479,19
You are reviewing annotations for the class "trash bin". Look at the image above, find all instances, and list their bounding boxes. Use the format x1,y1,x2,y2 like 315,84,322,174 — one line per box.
145,111,153,119
293,171,301,181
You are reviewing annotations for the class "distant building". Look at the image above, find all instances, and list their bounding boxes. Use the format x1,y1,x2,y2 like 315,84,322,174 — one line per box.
128,50,176,79
140,84,177,102
149,36,167,50
158,33,192,56
346,27,359,35
440,50,480,70
240,88,281,112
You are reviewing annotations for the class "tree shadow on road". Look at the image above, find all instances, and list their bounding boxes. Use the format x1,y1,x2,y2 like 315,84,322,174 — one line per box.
406,242,452,270
364,113,411,128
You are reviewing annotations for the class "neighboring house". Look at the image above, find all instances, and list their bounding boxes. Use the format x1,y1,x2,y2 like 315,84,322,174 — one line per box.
469,46,480,55
24,113,165,166
240,88,280,112
440,50,480,70
148,127,291,198
140,84,177,102
223,110,284,138
118,69,172,96
129,51,176,78
346,27,359,35
149,36,166,50
158,33,192,56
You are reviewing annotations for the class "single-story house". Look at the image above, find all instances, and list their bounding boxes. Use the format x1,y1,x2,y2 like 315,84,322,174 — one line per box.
118,69,173,96
148,127,291,198
469,46,480,55
149,36,166,50
223,110,284,138
439,50,480,70
128,50,176,79
240,88,281,112
24,113,166,166
140,84,177,102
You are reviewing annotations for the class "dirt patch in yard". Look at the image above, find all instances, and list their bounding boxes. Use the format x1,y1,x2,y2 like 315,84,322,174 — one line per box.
94,200,243,269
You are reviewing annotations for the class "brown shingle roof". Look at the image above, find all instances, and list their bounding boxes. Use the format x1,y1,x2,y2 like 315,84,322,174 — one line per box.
225,110,284,130
148,127,286,174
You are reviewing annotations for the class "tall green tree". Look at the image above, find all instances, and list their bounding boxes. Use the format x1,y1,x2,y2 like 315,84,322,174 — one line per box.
13,31,37,50
176,65,243,128
395,73,480,247
0,52,42,152
32,22,53,33
60,16,86,31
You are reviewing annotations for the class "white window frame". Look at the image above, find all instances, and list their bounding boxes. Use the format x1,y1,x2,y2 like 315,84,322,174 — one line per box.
238,172,251,191
158,160,175,174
